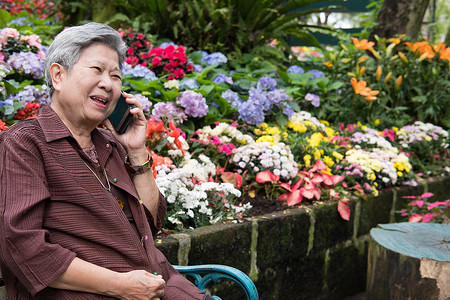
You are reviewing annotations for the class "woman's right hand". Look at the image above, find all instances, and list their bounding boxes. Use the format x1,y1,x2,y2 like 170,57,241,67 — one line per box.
113,270,166,300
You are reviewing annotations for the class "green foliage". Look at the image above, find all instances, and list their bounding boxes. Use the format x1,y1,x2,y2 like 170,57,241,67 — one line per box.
0,10,62,44
320,34,450,129
53,0,339,69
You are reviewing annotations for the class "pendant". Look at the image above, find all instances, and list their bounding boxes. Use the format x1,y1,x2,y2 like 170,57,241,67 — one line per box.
116,198,124,209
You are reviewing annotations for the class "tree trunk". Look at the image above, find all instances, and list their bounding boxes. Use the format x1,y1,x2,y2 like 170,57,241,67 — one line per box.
370,0,430,40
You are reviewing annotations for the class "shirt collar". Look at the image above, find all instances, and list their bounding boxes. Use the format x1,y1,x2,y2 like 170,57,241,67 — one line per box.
37,104,116,148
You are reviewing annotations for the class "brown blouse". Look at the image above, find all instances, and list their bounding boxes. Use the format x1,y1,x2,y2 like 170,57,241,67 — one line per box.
0,104,207,299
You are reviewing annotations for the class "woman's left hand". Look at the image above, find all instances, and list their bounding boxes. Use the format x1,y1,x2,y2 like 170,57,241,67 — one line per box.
103,91,148,159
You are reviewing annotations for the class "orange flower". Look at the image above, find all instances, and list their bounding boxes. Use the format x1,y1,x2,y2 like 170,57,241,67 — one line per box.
389,38,401,45
438,44,450,61
351,37,375,50
146,118,165,139
0,119,8,131
405,41,435,59
351,78,379,102
351,77,368,94
323,61,333,67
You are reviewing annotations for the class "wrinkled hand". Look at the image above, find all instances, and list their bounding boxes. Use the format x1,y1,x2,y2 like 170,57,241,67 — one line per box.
104,91,148,154
113,270,166,300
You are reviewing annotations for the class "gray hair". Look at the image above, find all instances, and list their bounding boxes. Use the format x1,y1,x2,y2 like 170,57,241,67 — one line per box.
43,22,127,96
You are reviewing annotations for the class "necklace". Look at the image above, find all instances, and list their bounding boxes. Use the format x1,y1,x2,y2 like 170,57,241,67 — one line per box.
83,161,111,192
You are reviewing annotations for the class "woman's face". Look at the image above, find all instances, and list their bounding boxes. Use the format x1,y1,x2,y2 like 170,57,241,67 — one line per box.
54,43,122,130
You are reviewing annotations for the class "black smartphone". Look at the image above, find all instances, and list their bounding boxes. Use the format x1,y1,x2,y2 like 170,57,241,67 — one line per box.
108,93,135,134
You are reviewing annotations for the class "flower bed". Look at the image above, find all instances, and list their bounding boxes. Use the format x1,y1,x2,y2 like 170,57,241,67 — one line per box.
1,12,449,233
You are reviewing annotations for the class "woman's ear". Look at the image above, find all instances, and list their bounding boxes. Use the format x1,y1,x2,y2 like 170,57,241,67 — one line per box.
49,63,65,92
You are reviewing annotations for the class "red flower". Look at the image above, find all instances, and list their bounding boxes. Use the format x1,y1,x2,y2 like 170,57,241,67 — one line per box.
152,56,162,67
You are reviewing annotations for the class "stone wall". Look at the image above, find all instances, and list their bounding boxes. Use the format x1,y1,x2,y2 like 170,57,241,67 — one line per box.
0,176,448,299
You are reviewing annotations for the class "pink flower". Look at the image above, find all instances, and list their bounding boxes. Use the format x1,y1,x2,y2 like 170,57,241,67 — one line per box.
422,213,433,223
414,200,424,208
1,28,20,39
421,192,434,198
408,214,422,222
231,122,238,127
427,200,449,210
210,136,221,145
26,34,41,48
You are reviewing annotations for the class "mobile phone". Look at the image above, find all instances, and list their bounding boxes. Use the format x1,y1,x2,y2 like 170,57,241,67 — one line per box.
108,93,135,134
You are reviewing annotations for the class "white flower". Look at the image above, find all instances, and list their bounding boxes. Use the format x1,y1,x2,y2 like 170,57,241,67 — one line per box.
164,79,180,89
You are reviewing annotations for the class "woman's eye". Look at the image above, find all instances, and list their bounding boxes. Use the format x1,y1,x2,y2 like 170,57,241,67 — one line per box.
92,66,102,72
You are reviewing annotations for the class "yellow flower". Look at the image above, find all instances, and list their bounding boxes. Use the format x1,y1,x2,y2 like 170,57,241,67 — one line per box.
392,126,398,132
320,120,329,126
304,155,311,167
256,135,274,145
398,51,408,63
359,66,366,76
386,42,397,56
254,128,262,135
376,66,382,82
373,187,379,197
324,61,333,67
308,132,323,148
374,119,381,125
314,149,321,160
332,151,343,160
325,127,335,137
266,127,281,135
259,122,268,129
395,75,402,91
370,173,376,181
383,72,392,84
323,156,334,167
358,55,370,64
397,171,403,177
288,121,307,133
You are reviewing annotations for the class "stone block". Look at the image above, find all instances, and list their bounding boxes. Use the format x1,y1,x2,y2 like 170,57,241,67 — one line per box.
312,201,354,252
358,190,393,236
188,222,253,273
256,208,310,269
324,241,368,299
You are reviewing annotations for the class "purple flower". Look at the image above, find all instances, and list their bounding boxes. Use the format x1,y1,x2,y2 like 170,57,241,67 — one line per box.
7,52,43,79
181,79,200,90
151,101,187,123
257,76,277,91
177,90,208,117
135,94,152,114
221,89,243,109
202,52,228,65
248,87,270,110
8,85,50,104
193,64,204,72
287,65,304,74
122,63,157,81
213,73,233,85
305,93,320,107
267,89,290,106
238,100,265,126
308,69,325,79
282,103,294,119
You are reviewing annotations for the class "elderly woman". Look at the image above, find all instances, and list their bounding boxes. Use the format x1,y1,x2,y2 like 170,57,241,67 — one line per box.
0,23,211,300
